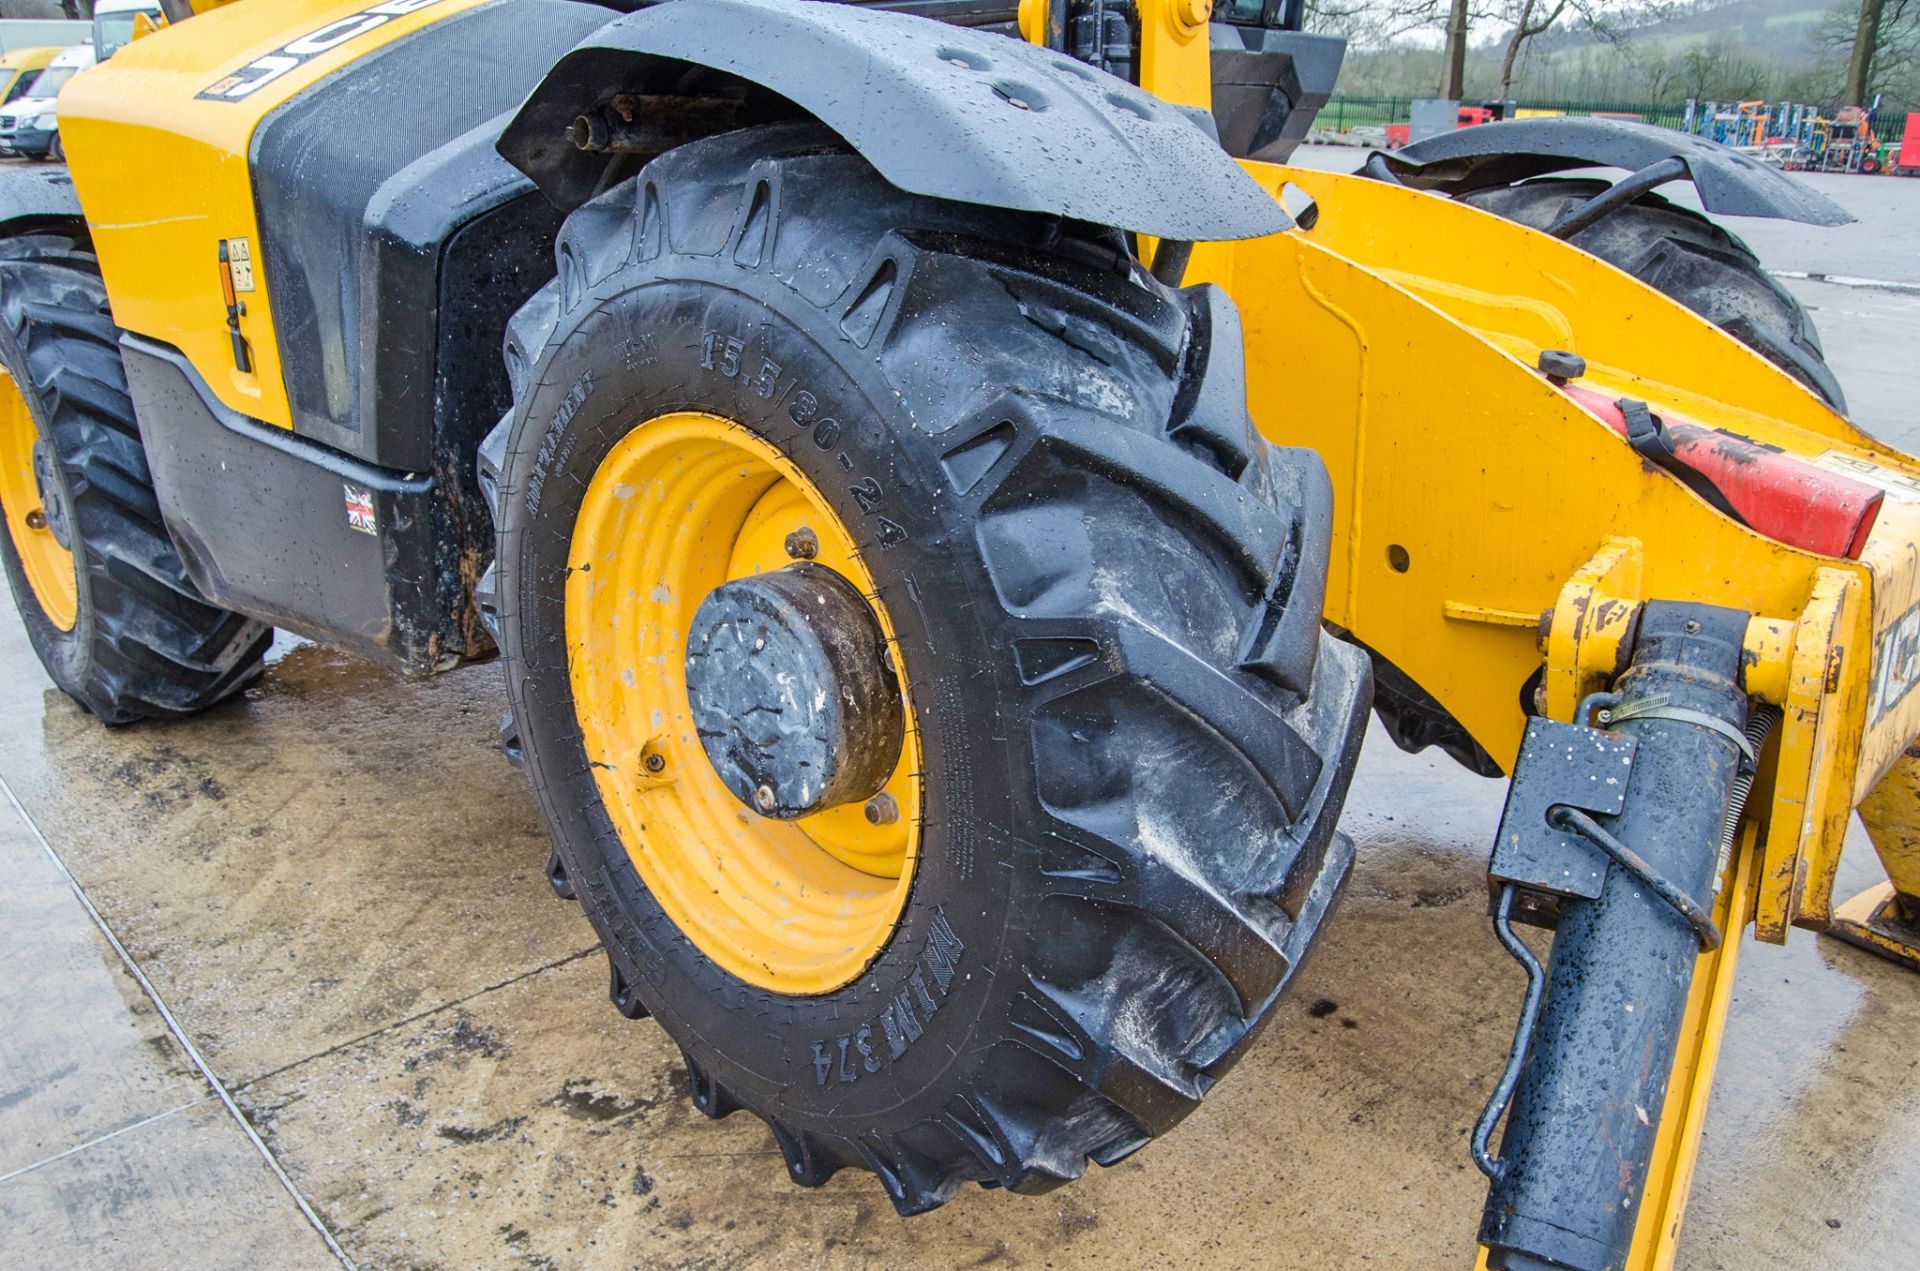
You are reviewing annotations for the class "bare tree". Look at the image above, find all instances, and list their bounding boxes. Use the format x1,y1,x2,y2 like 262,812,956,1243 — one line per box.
1830,0,1918,106
1481,1,1669,102
1443,0,1473,97
1495,0,1569,99
1306,0,1462,50
1846,0,1887,105
1318,0,1488,93
1675,40,1773,100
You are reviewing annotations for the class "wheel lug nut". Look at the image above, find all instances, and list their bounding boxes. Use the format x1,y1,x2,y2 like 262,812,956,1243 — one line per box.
864,792,900,825
642,752,666,774
784,527,819,560
753,784,777,812
25,509,46,530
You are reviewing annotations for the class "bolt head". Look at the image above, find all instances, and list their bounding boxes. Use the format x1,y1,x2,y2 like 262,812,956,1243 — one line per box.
1176,0,1212,30
24,509,47,531
687,564,905,818
784,527,819,560
1536,349,1587,384
863,792,900,826
642,752,666,774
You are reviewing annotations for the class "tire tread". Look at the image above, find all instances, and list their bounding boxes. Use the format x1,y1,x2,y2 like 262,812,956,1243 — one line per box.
481,124,1362,1215
0,236,269,724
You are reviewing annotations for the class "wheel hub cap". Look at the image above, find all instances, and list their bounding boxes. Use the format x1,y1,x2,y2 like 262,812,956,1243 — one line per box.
564,410,920,995
687,563,904,819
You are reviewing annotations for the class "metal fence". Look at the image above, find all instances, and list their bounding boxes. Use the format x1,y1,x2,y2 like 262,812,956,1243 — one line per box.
1320,95,1907,145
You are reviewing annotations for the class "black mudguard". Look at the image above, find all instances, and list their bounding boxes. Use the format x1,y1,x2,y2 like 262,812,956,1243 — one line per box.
497,0,1290,240
1381,117,1852,226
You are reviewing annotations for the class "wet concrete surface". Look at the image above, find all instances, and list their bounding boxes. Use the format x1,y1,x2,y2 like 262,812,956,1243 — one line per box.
3,159,1919,1270
0,759,337,1269
5,626,1918,1269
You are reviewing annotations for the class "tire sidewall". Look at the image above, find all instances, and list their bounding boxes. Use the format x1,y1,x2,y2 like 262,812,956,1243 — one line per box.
499,264,1027,1129
0,317,93,695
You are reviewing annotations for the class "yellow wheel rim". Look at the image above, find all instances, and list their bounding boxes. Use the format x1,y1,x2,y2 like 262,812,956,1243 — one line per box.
566,411,921,995
0,366,76,631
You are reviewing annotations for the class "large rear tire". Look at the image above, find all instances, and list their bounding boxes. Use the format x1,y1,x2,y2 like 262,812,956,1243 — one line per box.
1457,178,1846,413
0,234,270,724
480,124,1369,1213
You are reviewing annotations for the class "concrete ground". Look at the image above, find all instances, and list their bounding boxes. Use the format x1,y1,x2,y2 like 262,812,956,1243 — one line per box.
2,150,1919,1270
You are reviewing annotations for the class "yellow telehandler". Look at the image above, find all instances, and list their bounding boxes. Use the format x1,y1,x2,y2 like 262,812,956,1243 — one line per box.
1,1,1915,1265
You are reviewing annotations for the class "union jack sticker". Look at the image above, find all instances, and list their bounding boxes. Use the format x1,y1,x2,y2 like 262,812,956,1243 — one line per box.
344,484,377,536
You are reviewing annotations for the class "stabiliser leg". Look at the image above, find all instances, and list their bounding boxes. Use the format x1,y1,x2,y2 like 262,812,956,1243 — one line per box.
1477,603,1752,1271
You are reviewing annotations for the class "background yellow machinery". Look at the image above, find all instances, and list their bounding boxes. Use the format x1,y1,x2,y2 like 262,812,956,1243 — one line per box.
0,47,60,107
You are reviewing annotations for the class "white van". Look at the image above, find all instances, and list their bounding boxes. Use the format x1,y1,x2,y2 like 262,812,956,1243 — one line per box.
0,2,159,164
0,44,95,162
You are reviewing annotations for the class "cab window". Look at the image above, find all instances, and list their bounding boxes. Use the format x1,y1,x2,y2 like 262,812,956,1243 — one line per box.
96,7,164,60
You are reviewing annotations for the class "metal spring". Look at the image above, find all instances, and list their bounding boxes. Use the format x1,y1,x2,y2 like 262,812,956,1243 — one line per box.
1713,703,1781,894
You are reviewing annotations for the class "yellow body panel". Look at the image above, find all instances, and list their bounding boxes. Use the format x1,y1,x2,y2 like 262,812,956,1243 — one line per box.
1136,0,1212,110
56,0,488,430
1253,168,1920,827
1173,148,1920,1269
1187,189,1863,770
1859,751,1920,898
1275,169,1873,447
1832,752,1920,964
1202,165,1920,932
